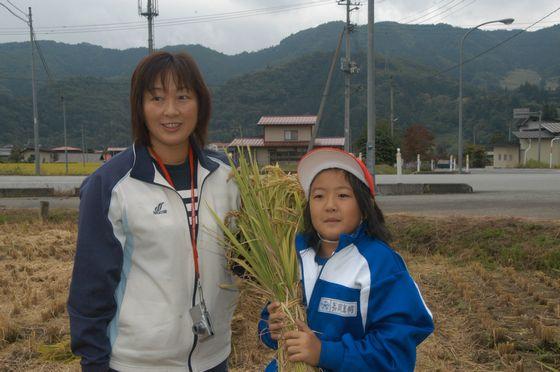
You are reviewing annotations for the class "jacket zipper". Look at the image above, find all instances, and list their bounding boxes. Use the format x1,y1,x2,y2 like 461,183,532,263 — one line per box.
306,247,337,319
148,164,215,372
186,169,213,372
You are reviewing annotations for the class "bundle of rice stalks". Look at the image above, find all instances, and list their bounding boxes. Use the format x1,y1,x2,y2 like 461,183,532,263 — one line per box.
211,150,312,372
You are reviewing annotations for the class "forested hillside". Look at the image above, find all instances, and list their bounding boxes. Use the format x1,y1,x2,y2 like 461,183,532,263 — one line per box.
1,21,559,150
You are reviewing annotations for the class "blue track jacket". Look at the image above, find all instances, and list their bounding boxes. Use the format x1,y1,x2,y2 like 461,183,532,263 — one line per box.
258,224,434,371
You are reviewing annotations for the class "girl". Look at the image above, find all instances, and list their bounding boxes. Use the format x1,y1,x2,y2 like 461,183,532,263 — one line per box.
68,52,238,372
258,147,433,371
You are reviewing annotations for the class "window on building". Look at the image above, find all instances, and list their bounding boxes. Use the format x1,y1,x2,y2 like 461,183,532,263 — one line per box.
509,154,513,161
269,147,307,163
498,154,502,161
284,130,298,141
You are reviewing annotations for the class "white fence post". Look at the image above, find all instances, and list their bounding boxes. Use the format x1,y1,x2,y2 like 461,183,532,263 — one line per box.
396,148,402,177
416,154,421,172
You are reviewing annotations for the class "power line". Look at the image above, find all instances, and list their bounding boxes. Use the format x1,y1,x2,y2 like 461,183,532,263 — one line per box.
405,0,465,24
0,0,333,35
425,0,478,24
33,35,54,82
417,0,476,24
6,0,25,16
397,0,449,23
0,2,28,24
433,5,560,77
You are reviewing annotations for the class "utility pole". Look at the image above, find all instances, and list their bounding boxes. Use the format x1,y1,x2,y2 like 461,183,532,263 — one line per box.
538,111,542,163
390,75,394,138
338,0,360,152
308,30,345,152
28,7,40,175
81,123,86,167
62,95,68,175
366,0,376,175
139,0,159,53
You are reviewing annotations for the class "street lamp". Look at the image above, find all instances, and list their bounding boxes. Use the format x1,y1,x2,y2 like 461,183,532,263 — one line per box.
458,18,514,173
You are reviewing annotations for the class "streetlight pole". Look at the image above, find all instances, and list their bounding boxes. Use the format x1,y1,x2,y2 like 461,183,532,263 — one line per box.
459,18,514,173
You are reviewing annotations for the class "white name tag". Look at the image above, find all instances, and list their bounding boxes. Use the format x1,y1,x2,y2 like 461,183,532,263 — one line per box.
318,297,358,317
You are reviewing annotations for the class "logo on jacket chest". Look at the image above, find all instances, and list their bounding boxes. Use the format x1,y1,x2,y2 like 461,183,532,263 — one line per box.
318,297,357,317
153,202,168,215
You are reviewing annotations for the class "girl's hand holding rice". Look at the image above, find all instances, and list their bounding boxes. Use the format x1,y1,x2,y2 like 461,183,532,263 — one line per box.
284,320,321,366
267,302,286,341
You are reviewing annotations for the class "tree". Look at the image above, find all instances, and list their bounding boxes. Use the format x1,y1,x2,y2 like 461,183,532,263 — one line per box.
435,142,450,161
354,119,398,164
464,144,486,168
402,124,434,161
8,145,23,163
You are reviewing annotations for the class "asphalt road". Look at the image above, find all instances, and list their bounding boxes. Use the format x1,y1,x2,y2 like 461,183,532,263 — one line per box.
1,169,559,219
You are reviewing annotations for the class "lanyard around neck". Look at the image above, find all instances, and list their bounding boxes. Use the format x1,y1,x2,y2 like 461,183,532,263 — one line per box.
149,146,200,277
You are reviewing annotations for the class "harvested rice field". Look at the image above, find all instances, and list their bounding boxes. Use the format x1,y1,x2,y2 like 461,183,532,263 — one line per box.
0,210,559,371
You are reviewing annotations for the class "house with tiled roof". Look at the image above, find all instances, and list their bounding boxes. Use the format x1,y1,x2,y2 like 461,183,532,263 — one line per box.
228,115,344,166
513,120,560,166
494,118,560,167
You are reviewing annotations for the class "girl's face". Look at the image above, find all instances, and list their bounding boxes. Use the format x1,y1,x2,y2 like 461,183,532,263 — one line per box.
143,73,198,154
309,169,362,242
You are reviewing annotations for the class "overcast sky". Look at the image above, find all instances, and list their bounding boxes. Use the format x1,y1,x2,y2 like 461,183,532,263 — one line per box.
0,0,559,55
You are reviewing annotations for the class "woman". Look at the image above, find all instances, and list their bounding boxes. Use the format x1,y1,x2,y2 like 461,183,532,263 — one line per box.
68,51,239,372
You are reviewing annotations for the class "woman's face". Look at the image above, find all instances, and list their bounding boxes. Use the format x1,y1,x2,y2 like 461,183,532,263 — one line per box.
309,169,362,242
143,73,198,153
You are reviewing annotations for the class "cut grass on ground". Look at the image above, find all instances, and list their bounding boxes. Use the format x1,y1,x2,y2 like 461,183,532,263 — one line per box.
0,210,558,371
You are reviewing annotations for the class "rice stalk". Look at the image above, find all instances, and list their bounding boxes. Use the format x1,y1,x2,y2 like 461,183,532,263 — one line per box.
210,149,313,372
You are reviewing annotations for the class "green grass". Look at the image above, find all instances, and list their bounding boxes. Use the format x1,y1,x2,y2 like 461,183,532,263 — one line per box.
518,160,560,169
390,216,560,276
3,209,559,277
501,68,542,90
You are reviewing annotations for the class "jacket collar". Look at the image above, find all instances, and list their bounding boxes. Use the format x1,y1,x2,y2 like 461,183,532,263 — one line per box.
130,139,219,184
296,222,367,253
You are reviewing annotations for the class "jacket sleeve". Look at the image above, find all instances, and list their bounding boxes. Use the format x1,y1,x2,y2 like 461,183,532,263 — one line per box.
318,271,434,372
67,174,124,372
257,302,278,350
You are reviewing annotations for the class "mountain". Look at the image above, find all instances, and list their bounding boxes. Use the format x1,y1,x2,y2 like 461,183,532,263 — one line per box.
3,22,560,89
1,21,560,151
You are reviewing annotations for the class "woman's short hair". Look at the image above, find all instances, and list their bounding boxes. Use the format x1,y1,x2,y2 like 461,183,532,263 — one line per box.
130,51,211,147
303,169,392,248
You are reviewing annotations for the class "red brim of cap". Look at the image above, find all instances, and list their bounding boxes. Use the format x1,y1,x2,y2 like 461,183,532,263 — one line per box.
297,147,375,198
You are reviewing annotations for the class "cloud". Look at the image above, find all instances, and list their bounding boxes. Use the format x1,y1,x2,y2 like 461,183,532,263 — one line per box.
0,0,558,54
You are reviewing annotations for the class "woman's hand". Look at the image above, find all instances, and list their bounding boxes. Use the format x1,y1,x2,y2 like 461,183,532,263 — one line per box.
266,301,285,341
283,320,321,366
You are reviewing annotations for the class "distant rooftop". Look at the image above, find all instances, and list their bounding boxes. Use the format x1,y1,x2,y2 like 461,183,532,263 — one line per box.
228,137,344,147
51,146,82,152
513,131,554,139
257,116,317,126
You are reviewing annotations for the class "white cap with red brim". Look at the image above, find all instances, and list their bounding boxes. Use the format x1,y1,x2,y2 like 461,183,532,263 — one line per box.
297,147,375,199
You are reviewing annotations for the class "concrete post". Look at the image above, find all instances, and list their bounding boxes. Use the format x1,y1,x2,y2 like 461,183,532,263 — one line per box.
416,154,421,172
466,154,470,172
396,148,402,177
450,155,453,171
430,159,434,171
40,201,49,222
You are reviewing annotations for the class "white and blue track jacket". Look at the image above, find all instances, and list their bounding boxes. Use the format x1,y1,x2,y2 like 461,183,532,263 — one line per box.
259,224,434,371
68,142,239,372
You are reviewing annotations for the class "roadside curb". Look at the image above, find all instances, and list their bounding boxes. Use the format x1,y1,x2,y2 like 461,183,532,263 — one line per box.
377,183,473,195
0,188,79,197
